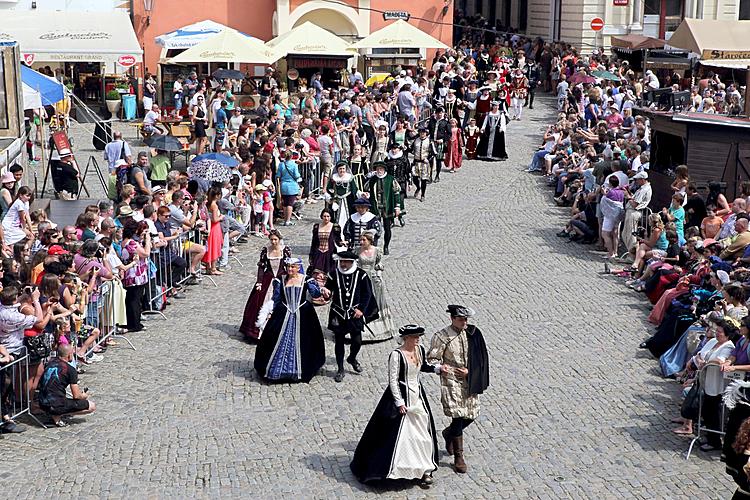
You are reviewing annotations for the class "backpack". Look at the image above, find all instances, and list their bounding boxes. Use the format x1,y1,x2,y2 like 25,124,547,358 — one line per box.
115,163,134,201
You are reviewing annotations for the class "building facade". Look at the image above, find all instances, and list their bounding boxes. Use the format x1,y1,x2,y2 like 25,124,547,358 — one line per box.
456,0,746,51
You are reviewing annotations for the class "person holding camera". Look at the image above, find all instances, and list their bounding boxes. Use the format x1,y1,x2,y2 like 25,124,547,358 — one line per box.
621,170,652,254
120,219,151,332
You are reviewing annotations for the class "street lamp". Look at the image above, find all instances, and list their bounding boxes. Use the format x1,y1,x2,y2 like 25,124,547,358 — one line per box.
144,0,155,26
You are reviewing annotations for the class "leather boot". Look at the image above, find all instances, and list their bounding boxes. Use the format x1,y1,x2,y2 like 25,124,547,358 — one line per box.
452,436,467,473
442,428,453,455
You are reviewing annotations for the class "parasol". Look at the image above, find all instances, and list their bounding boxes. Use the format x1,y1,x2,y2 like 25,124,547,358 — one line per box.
188,159,232,183
591,70,622,82
568,72,597,85
192,152,240,167
144,134,184,151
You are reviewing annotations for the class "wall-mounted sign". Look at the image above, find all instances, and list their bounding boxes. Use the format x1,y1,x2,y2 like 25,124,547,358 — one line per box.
117,54,136,68
383,11,411,21
702,49,750,60
22,53,34,65
590,17,605,32
613,0,629,5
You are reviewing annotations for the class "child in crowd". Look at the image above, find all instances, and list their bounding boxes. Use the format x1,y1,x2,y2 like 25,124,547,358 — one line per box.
701,205,724,239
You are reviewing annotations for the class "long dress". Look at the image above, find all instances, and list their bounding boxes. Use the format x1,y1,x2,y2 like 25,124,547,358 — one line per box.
444,126,464,170
357,247,395,342
201,213,223,264
476,110,508,161
239,245,291,340
253,277,325,382
464,125,480,160
325,172,358,229
309,223,338,274
350,346,439,483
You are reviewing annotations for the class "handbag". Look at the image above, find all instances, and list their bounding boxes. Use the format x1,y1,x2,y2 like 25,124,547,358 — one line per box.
24,334,50,360
680,378,701,421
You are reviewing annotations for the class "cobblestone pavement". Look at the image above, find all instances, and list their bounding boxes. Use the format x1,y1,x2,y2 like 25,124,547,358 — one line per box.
0,97,735,498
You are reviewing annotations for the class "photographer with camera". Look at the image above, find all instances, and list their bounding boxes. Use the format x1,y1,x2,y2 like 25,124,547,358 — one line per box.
622,170,652,254
167,190,205,280
120,220,151,333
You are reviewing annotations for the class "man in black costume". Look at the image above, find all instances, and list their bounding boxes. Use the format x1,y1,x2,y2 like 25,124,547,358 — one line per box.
427,305,489,474
428,107,451,183
323,251,379,383
344,198,382,251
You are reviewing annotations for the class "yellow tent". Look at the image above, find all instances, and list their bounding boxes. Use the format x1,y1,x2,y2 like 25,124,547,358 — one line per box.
169,28,279,64
266,21,351,57
350,19,448,50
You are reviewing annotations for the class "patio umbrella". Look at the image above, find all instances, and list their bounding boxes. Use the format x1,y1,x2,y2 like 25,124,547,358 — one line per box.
192,152,240,167
592,70,622,82
350,19,448,50
212,68,245,80
168,28,279,65
144,134,184,151
188,159,232,183
568,72,597,85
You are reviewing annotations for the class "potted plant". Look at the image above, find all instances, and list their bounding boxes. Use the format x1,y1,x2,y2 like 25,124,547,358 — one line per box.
105,90,121,114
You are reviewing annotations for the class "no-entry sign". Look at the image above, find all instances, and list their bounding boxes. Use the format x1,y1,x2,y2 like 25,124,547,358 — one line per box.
590,17,605,31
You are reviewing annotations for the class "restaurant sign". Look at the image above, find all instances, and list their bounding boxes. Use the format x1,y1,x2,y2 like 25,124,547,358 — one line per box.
702,50,750,60
383,11,411,21
288,57,347,69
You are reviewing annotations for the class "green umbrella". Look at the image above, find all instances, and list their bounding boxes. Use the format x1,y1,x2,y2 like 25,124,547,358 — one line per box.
592,70,622,82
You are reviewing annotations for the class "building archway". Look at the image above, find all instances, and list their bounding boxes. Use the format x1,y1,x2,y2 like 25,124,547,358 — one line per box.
293,8,358,39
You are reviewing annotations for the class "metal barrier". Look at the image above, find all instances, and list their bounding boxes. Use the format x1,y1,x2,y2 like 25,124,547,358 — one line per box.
685,363,738,460
0,349,46,428
82,279,136,355
298,159,322,198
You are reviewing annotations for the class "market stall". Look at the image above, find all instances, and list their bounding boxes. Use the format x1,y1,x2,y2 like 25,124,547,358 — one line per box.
349,20,448,79
266,22,352,91
0,10,142,112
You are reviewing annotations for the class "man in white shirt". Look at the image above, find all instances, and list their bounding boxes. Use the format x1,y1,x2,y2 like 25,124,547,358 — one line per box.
143,104,164,135
556,75,569,111
103,132,132,173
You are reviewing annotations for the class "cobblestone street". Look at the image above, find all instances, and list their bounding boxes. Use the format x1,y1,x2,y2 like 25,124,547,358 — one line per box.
0,97,734,498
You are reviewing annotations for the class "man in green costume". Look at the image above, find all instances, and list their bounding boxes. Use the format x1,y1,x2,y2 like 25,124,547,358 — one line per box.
363,161,403,255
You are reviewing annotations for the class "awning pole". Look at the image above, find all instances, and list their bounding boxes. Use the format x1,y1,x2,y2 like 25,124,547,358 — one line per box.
745,65,750,117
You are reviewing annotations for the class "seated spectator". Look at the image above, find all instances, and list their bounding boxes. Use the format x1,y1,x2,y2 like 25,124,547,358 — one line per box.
720,217,750,262
38,343,96,427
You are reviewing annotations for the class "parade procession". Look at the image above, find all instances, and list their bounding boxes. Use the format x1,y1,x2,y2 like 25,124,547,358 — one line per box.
3,0,750,498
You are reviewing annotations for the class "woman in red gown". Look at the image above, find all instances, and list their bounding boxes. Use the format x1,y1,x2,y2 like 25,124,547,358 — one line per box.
464,118,480,160
444,118,464,173
202,185,224,275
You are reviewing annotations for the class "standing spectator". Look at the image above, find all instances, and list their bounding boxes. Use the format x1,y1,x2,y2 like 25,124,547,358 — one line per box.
172,75,184,116
277,150,302,226
318,124,334,193
143,72,157,113
120,220,151,332
622,171,652,253
103,132,132,174
214,100,228,153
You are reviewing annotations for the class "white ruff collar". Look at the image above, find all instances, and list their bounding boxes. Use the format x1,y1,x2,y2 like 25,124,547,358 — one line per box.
337,262,358,274
332,172,352,182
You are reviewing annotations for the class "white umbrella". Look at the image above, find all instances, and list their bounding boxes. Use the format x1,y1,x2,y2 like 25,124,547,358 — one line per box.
266,21,351,57
169,28,280,65
350,20,449,50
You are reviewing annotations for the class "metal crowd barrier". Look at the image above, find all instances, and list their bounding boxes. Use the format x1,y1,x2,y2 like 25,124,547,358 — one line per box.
685,363,738,460
298,159,322,198
0,349,46,428
82,279,136,355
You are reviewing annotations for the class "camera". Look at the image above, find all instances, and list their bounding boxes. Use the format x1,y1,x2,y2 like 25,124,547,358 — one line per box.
632,228,646,239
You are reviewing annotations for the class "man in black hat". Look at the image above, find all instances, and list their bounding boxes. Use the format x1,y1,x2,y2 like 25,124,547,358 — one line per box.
427,305,489,474
322,251,379,383
428,107,451,183
411,127,432,202
385,141,411,208
344,197,382,251
363,161,403,255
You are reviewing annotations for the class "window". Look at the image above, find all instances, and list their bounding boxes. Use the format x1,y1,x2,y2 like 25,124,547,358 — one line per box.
0,57,8,129
741,0,750,20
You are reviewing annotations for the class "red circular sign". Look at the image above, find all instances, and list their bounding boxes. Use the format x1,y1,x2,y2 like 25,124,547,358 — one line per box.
117,55,136,68
590,17,605,31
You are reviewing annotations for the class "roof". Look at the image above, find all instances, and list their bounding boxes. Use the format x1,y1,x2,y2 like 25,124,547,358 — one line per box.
671,112,750,130
0,10,142,64
668,18,750,56
699,58,750,69
611,34,665,51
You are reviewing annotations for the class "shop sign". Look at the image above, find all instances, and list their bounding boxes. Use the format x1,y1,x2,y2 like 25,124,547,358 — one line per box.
287,68,299,81
383,11,411,21
288,57,346,69
22,53,34,65
117,54,136,68
613,0,629,5
292,43,329,54
38,30,111,41
702,49,750,60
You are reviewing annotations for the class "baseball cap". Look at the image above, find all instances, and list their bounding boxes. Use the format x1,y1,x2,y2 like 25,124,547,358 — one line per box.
48,244,69,256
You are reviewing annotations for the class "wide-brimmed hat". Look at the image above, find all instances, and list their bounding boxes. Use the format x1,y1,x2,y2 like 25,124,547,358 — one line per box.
399,324,425,337
334,250,358,261
118,206,134,217
447,304,475,318
353,197,371,207
630,171,648,180
0,172,15,184
254,184,267,192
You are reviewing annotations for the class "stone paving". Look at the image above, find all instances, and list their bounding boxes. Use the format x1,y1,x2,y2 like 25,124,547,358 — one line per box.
0,96,736,498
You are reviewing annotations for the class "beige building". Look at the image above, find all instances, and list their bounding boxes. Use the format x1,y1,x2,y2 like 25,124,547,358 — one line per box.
458,0,747,51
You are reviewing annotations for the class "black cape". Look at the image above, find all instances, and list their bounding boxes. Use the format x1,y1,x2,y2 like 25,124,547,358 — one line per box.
467,325,490,395
350,345,439,483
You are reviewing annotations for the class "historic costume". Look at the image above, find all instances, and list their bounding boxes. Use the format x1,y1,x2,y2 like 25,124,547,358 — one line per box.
309,222,342,275
464,122,480,160
427,305,489,474
463,84,479,124
325,251,379,382
444,92,458,121
385,145,411,204
350,154,369,193
253,262,326,382
476,102,509,161
325,162,358,229
344,198,382,250
411,129,433,201
350,326,439,485
444,123,464,172
370,131,389,165
357,244,395,342
428,110,451,182
239,243,291,340
510,70,529,120
364,163,403,254
474,89,491,132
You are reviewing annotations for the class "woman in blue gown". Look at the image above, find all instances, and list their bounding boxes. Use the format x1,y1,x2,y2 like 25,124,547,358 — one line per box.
254,257,326,383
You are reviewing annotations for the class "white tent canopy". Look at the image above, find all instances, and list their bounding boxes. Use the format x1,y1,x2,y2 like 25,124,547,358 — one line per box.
168,29,279,65
350,20,448,50
0,10,142,65
155,20,262,49
266,22,351,57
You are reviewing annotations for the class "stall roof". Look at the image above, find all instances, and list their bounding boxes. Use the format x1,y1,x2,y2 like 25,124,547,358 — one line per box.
671,112,750,129
168,28,279,65
350,20,448,50
611,34,665,51
668,18,750,58
266,22,351,58
0,10,142,65
699,58,750,70
156,20,261,49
